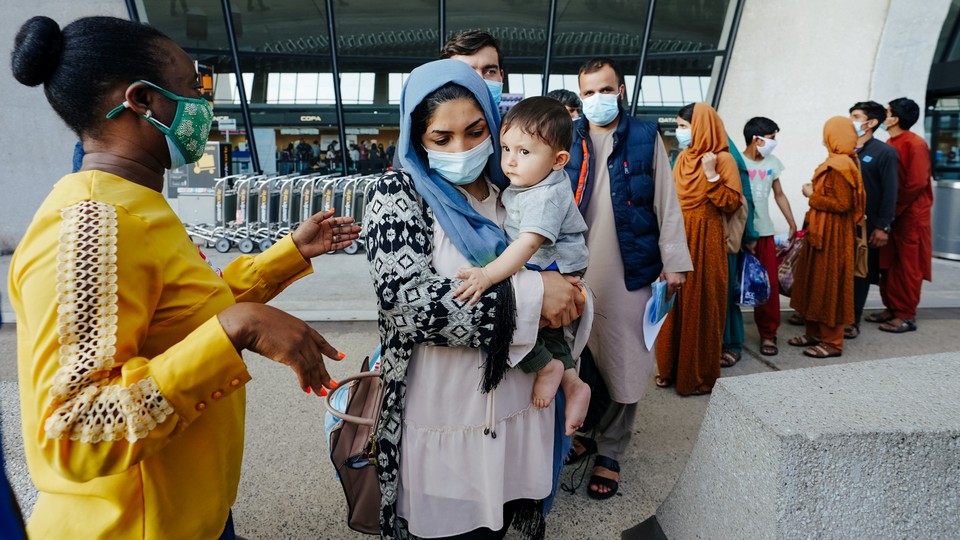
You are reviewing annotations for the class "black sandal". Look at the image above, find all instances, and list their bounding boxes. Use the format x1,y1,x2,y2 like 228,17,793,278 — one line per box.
587,455,620,500
879,318,917,333
564,435,597,466
759,337,778,356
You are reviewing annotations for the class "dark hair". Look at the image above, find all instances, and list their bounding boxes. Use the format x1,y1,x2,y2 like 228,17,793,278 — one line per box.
440,30,503,71
677,103,695,123
546,89,581,111
743,116,780,145
849,101,886,132
11,16,170,137
410,82,481,162
578,57,625,91
501,97,573,152
888,97,920,130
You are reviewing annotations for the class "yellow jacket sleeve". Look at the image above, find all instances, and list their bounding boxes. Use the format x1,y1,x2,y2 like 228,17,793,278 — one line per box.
221,234,313,303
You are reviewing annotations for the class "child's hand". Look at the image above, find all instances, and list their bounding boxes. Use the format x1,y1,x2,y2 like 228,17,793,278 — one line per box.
454,267,494,305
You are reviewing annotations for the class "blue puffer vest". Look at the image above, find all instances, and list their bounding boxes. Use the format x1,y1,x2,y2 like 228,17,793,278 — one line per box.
565,112,662,290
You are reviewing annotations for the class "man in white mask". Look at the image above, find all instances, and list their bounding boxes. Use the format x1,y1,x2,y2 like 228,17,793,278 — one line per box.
563,57,692,500
740,116,797,356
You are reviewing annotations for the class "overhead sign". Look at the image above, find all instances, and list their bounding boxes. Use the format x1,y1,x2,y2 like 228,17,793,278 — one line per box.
218,119,237,131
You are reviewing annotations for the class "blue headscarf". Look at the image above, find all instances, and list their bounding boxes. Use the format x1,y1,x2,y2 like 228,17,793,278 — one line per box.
398,59,507,267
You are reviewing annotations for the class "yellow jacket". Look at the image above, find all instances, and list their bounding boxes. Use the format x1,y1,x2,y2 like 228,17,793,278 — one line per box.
9,171,311,539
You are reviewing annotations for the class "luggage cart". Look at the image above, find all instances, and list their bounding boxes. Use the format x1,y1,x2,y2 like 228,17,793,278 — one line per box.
249,177,281,252
232,175,263,253
182,174,245,252
340,175,378,254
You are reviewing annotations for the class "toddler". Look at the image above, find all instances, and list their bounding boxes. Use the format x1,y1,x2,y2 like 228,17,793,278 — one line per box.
456,96,591,435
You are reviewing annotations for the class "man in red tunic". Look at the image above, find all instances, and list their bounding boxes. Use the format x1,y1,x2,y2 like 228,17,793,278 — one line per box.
875,97,933,333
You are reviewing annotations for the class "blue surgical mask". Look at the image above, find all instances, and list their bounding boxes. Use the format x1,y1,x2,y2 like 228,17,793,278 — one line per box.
485,79,503,107
852,119,866,137
675,127,692,149
581,92,621,127
878,119,890,132
424,136,493,185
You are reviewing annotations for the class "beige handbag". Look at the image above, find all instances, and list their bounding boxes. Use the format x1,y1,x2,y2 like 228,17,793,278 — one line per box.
323,358,384,535
723,195,749,254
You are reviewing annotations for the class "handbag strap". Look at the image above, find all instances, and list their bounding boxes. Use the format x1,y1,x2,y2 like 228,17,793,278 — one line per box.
322,371,382,427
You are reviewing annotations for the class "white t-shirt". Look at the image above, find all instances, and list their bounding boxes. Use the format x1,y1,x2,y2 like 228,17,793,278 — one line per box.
741,154,785,237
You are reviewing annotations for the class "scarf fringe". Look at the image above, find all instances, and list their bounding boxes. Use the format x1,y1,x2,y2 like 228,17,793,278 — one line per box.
510,499,546,540
480,279,516,393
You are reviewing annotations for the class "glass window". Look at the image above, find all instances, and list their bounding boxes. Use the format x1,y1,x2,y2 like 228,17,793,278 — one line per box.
650,0,733,52
446,0,551,74
335,0,438,72
139,0,236,50
552,0,652,62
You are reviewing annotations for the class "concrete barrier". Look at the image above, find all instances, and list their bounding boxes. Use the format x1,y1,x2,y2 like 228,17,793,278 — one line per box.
645,353,960,540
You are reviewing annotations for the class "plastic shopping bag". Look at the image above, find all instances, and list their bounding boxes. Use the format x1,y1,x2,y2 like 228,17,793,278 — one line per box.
739,252,771,306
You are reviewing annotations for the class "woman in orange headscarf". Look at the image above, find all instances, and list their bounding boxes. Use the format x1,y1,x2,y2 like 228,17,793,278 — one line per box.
657,102,743,395
788,116,865,358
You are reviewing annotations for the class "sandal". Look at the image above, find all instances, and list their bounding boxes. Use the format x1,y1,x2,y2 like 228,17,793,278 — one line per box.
879,318,917,333
720,350,741,367
655,375,672,388
803,343,842,358
788,335,819,347
759,338,778,356
587,455,620,500
564,435,597,466
787,313,805,326
865,310,894,323
844,324,860,339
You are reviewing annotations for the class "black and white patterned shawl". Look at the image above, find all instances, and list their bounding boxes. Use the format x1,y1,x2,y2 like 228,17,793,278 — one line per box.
365,170,521,539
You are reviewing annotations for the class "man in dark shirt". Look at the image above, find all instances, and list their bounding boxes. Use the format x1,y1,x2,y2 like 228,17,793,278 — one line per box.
848,101,898,336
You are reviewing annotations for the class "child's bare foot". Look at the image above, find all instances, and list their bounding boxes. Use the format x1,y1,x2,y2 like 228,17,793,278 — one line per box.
532,359,565,408
561,371,591,436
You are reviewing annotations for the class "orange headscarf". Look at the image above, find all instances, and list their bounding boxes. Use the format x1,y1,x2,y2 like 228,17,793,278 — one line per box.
806,116,866,248
672,102,742,210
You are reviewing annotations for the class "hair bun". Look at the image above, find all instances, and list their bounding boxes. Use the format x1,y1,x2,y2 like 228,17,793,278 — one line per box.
11,16,64,87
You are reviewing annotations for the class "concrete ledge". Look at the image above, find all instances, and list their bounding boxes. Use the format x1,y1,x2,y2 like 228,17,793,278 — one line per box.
653,353,960,540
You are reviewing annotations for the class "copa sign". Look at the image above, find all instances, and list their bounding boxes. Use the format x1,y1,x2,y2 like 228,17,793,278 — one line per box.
300,115,323,122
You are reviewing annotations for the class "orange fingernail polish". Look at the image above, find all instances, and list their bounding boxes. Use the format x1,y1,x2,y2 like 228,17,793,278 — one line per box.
320,388,328,396
305,386,312,394
338,352,346,359
331,380,339,389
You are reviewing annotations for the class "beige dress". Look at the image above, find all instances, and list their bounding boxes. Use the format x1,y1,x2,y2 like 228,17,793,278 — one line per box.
582,133,693,404
397,182,555,537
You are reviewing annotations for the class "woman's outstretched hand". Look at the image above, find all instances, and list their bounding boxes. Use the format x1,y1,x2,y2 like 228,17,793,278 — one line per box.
217,303,344,395
292,208,361,259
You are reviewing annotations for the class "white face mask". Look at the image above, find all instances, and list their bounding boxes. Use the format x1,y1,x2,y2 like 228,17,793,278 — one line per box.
581,92,621,127
756,136,778,158
424,136,493,185
675,127,692,149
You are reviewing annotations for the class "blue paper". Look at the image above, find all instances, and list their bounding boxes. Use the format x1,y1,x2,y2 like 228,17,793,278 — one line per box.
649,279,676,325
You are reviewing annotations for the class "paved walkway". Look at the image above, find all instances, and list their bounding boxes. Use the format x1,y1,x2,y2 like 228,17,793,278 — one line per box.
2,249,959,538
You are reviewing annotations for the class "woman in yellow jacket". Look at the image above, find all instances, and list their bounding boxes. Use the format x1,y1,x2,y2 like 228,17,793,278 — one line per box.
9,16,359,539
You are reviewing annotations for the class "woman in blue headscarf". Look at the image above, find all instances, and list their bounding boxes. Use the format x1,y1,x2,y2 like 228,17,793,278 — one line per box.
365,59,584,539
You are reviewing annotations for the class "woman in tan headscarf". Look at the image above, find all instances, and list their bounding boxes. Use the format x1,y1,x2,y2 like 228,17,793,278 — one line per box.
657,102,743,395
788,116,865,357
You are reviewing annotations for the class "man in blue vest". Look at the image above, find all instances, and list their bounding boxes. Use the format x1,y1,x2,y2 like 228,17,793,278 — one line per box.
564,57,692,500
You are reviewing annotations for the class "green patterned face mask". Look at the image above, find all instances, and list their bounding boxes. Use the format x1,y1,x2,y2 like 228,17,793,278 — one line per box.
106,80,214,168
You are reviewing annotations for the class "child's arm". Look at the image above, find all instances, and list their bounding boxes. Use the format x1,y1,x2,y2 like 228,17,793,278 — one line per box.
455,232,546,305
772,178,798,241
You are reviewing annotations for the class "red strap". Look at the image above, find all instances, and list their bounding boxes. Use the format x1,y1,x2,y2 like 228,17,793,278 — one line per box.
574,139,589,206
